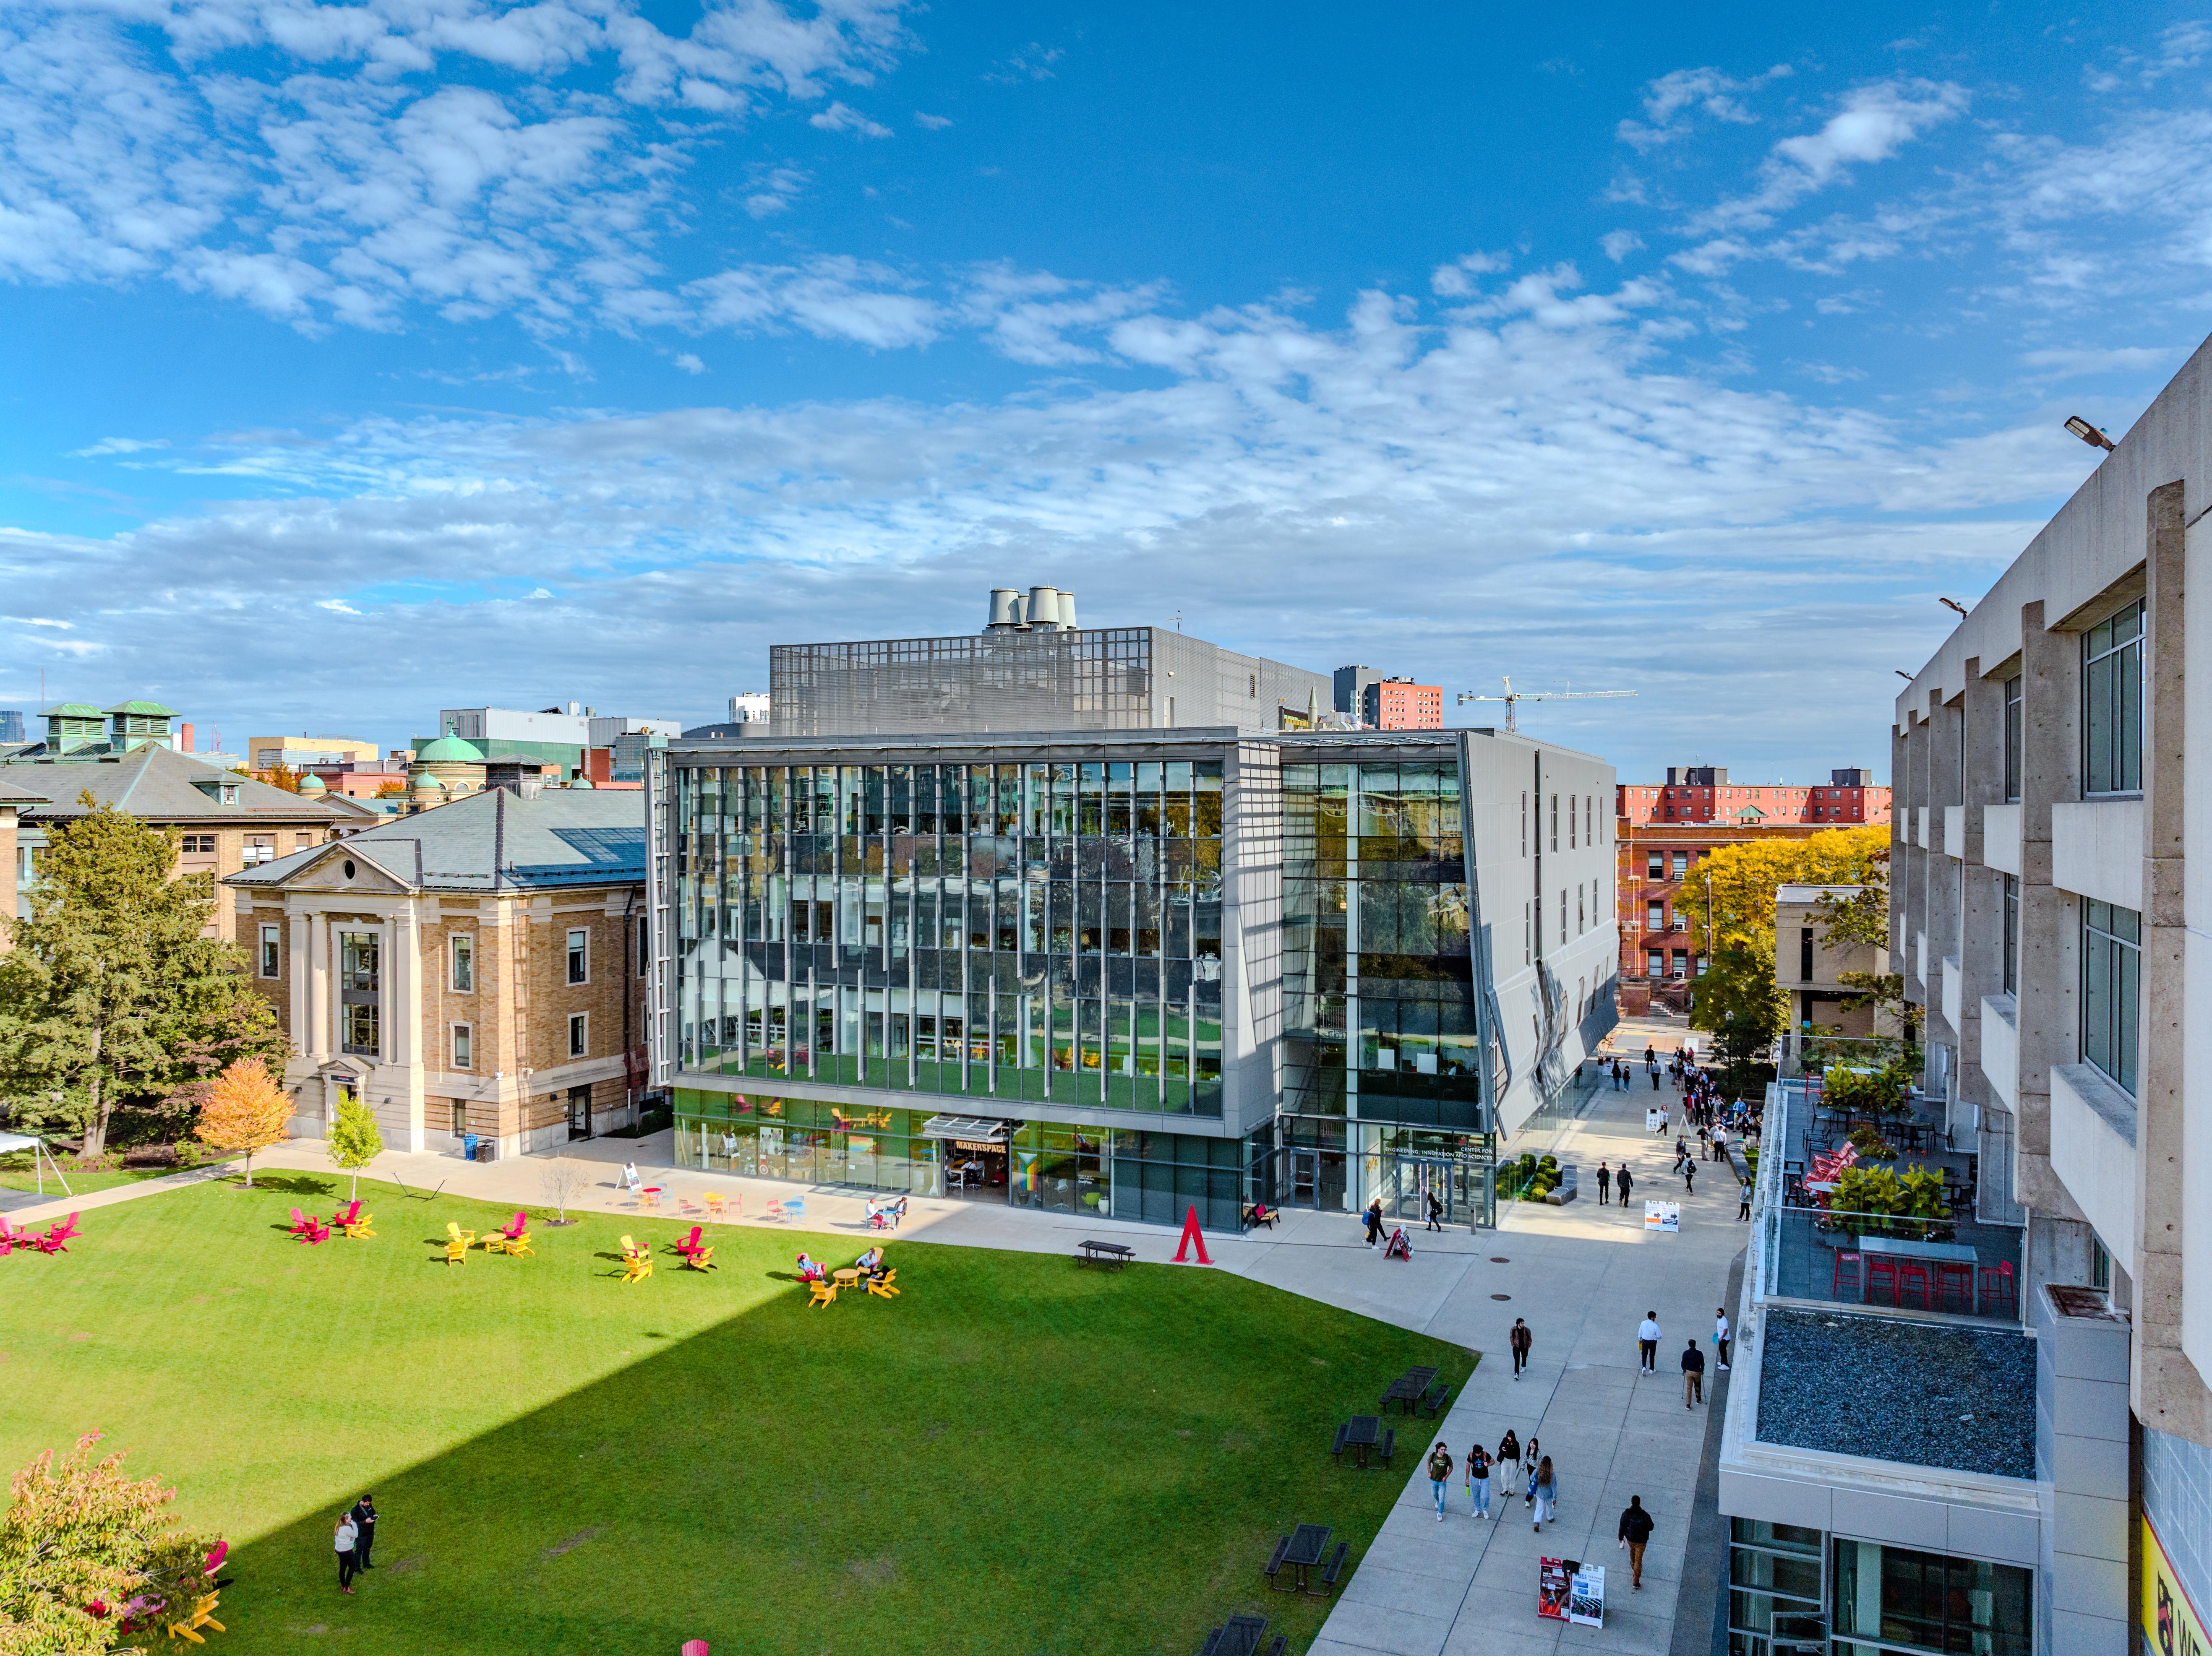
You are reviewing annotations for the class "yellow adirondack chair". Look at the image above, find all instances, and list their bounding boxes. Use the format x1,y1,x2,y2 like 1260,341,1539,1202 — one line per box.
620,1236,653,1284
342,1212,375,1239
166,1591,224,1643
680,1244,715,1272
445,1221,475,1265
806,1278,837,1308
866,1268,900,1299
501,1234,535,1259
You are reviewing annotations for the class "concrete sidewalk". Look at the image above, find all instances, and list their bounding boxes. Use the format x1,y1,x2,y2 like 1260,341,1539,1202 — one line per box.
1309,1072,1743,1656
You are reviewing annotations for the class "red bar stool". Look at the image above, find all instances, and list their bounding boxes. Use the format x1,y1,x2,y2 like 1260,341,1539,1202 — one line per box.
1979,1260,2017,1317
1935,1260,1975,1312
1866,1255,1901,1305
1897,1263,1932,1310
1831,1250,1862,1299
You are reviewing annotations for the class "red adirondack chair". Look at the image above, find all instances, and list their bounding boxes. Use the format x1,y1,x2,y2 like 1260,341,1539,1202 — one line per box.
34,1213,80,1255
287,1208,329,1245
0,1216,26,1257
674,1224,705,1259
329,1200,363,1229
493,1210,528,1245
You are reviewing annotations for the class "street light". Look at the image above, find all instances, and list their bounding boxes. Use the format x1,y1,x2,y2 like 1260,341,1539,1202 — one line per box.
1938,597,1968,618
2065,415,2117,452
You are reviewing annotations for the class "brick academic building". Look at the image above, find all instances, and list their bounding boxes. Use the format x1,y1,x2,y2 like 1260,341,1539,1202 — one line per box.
1615,765,1892,1014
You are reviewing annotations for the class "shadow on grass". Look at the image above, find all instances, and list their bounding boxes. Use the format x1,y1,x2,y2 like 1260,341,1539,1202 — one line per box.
234,1173,339,1198
184,1182,1469,1656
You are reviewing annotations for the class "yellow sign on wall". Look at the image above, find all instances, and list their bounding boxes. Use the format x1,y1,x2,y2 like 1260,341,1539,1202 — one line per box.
2146,1515,2210,1656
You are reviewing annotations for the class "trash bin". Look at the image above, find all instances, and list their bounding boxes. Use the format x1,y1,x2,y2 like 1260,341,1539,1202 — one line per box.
462,1132,478,1161
475,1139,496,1163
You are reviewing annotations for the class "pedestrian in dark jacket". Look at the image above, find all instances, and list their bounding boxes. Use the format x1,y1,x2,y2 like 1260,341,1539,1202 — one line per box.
1617,1165,1634,1207
1596,1162,1612,1205
1364,1198,1384,1246
1508,1317,1532,1379
350,1495,377,1570
1682,1338,1707,1407
1618,1496,1655,1588
1425,1190,1443,1232
1495,1429,1521,1492
1683,1159,1696,1196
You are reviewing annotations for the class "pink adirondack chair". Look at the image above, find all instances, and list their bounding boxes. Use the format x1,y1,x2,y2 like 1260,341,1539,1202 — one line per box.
682,1642,709,1656
0,1216,25,1257
493,1210,528,1245
674,1224,705,1259
329,1200,362,1229
34,1213,80,1255
287,1208,329,1245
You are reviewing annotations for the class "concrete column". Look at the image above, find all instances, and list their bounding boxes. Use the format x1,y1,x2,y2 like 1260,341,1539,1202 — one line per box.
1889,721,1911,978
307,912,332,1064
2134,480,2210,1440
389,904,428,1153
1927,690,1965,1048
287,909,312,1064
0,804,16,948
1958,660,2012,1173
2015,599,2086,1223
1901,709,1931,1014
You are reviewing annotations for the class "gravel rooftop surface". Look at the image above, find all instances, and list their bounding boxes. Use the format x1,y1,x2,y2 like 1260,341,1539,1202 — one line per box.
1756,1307,2036,1479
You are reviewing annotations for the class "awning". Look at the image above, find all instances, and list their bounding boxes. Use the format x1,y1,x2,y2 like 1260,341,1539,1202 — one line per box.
0,1131,43,1154
918,1114,1013,1143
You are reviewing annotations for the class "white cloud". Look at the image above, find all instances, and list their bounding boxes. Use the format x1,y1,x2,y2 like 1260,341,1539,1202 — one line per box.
1599,230,1645,262
2019,345,2185,377
68,437,170,457
985,43,1063,83
809,101,892,138
1694,80,1969,231
1430,250,1510,298
741,164,809,218
317,598,364,614
1617,63,1793,150
673,352,706,374
686,255,939,348
914,111,952,130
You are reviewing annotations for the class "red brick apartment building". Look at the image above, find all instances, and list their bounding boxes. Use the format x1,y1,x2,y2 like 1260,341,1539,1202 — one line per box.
1615,766,1893,1013
1362,678,1444,730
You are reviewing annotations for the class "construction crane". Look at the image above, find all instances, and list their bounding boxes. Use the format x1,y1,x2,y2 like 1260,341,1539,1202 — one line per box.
1457,675,1636,735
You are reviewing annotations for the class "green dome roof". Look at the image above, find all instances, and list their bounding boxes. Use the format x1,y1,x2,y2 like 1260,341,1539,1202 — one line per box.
569,776,595,789
296,773,328,794
415,734,485,763
410,772,447,792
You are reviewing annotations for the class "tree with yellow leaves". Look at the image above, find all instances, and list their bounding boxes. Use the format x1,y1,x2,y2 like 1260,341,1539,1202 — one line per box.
1672,826,1891,1066
193,1060,293,1187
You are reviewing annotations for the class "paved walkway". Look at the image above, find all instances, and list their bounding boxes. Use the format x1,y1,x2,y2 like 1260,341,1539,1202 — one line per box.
1309,1070,1745,1656
10,1058,1740,1653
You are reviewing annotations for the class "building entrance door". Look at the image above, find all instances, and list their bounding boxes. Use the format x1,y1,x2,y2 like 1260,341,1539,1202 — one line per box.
1287,1148,1348,1211
566,1084,592,1140
1390,1156,1462,1226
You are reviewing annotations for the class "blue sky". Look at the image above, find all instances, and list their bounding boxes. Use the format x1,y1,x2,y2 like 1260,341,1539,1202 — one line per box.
5,0,2212,776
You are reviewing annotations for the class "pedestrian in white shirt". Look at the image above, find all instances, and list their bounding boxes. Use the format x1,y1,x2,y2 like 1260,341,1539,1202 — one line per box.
1637,1312,1662,1374
1716,1308,1732,1372
334,1511,360,1594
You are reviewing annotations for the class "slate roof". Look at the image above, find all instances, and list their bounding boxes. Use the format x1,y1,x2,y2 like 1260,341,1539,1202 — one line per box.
226,786,646,894
5,746,355,824
0,776,50,805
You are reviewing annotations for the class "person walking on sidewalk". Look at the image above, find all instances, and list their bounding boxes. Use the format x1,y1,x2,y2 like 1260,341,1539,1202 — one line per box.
1522,1436,1541,1507
1596,1161,1612,1206
1738,1176,1754,1221
1618,1495,1656,1590
1509,1317,1533,1378
1637,1311,1661,1373
1683,1157,1696,1197
1716,1307,1732,1372
1427,1441,1453,1520
1682,1337,1707,1407
1467,1442,1494,1519
1495,1429,1522,1495
1424,1190,1444,1232
1364,1197,1384,1247
1617,1164,1635,1209
1531,1456,1557,1531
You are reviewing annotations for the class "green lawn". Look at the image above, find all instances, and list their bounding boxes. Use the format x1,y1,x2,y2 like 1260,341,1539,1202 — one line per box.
0,1174,1472,1655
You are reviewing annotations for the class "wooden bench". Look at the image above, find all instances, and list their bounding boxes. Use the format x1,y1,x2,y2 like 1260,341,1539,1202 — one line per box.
1262,1534,1291,1591
1419,1381,1450,1419
1307,1542,1348,1597
1078,1239,1135,1269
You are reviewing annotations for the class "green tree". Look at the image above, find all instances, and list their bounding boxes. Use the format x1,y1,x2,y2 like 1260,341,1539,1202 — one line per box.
0,1433,221,1656
327,1094,383,1201
0,797,286,1156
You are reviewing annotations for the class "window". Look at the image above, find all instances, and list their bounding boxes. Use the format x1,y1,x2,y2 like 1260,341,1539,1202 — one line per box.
1585,795,1593,844
343,1002,379,1054
2090,1234,2111,1292
1558,889,1566,945
1800,926,1814,982
1729,1518,1824,1656
1831,1539,2031,1656
1577,885,1586,934
451,1101,467,1137
2001,875,2019,995
1523,901,1532,965
451,933,474,992
1647,950,1663,976
1671,948,1688,978
1672,851,1688,877
566,928,589,985
1550,793,1559,851
2003,673,2024,802
452,1023,472,1069
241,835,275,866
2082,899,2140,1094
568,1012,588,1057
1648,902,1665,930
339,930,380,1056
1248,672,1257,698
180,834,215,854
2083,599,2144,795
1521,792,1528,857
258,924,280,978
637,914,651,973
1647,851,1664,880
1569,796,1576,849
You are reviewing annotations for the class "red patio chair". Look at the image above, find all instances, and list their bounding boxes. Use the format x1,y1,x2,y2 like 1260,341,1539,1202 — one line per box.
1979,1260,2017,1318
0,1216,25,1257
1865,1256,1901,1305
329,1200,362,1229
1830,1250,1862,1300
673,1225,705,1259
1897,1263,1931,1310
286,1208,329,1245
1934,1261,1974,1313
492,1210,529,1245
29,1213,80,1255
682,1642,709,1656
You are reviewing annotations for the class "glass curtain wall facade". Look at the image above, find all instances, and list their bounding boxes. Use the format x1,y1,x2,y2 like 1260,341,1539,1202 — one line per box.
1278,756,1495,1227
671,757,1224,1113
771,631,1157,737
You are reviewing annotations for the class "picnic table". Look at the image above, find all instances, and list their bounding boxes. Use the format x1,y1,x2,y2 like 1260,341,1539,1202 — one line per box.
1199,1614,1270,1656
1282,1524,1332,1593
1380,1365,1439,1413
1078,1239,1134,1269
1343,1415,1379,1468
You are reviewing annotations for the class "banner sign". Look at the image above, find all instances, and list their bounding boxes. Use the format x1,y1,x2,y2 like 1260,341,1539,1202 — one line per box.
1568,1564,1605,1628
1538,1557,1577,1621
2147,1515,2209,1656
1643,1201,1680,1232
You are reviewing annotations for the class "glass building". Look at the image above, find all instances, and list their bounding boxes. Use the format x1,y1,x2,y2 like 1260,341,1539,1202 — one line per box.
647,727,1618,1230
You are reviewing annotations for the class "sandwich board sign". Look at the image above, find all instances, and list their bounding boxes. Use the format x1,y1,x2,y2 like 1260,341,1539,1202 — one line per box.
1569,1564,1605,1627
1538,1557,1575,1621
1643,1200,1681,1233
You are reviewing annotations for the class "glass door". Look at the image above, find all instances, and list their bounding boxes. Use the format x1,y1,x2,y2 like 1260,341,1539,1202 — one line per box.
1289,1148,1318,1207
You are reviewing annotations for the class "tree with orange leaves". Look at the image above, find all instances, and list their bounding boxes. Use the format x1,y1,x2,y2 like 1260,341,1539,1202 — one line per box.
193,1060,292,1187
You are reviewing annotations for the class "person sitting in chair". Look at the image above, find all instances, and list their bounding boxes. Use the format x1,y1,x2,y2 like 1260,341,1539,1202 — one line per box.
855,1245,888,1282
795,1252,826,1283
